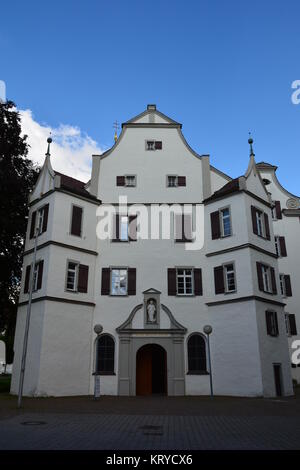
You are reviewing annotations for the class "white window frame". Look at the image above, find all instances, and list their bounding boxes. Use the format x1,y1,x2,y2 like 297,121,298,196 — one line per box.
66,260,79,292
268,311,278,336
176,268,194,296
120,215,129,241
37,207,44,235
220,206,232,237
279,273,286,297
223,262,236,293
146,140,155,151
110,268,128,296
262,264,272,293
256,209,264,237
167,175,178,187
271,203,277,221
125,175,136,187
285,313,291,337
32,262,39,292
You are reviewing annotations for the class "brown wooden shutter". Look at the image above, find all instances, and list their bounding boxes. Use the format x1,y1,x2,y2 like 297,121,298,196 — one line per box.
194,269,202,296
71,206,83,236
37,260,44,290
101,268,110,295
279,237,287,257
42,204,49,233
251,206,258,235
112,214,120,241
183,214,193,241
274,312,279,335
270,267,277,294
284,275,292,296
78,264,89,293
264,213,270,240
116,176,125,186
214,266,225,294
175,214,183,241
275,201,282,219
210,211,221,240
24,265,31,293
256,262,264,291
155,141,162,149
128,268,136,295
265,311,273,335
177,176,186,186
30,211,37,239
128,215,137,241
168,268,177,295
289,314,297,335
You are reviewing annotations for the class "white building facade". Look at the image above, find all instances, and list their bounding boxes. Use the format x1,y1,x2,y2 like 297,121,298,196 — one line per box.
11,105,299,398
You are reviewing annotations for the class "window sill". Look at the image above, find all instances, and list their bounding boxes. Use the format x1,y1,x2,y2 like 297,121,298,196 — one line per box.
93,372,116,376
187,371,209,375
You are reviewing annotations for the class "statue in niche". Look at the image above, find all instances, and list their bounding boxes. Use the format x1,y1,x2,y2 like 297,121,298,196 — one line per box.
146,299,157,324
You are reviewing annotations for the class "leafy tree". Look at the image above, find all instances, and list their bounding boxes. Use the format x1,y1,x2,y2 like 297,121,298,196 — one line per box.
0,100,39,363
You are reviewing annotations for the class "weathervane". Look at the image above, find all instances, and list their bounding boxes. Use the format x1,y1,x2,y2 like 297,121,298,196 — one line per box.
248,132,255,157
45,132,52,157
113,120,119,143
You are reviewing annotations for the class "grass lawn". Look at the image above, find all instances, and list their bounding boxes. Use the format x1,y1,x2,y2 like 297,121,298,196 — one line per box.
0,375,11,393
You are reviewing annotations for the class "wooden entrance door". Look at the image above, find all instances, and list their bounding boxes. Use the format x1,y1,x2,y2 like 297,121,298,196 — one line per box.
136,344,167,396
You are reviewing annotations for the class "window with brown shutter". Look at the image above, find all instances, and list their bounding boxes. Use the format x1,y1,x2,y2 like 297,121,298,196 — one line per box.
289,314,297,335
210,211,221,240
24,265,31,293
71,205,83,237
78,264,89,293
284,275,292,296
177,176,186,186
275,201,282,219
214,266,225,294
42,204,49,233
116,176,125,186
270,267,277,294
264,213,270,240
127,268,136,295
256,262,264,291
194,269,203,296
155,141,162,150
168,268,176,295
29,211,37,239
101,268,110,295
251,206,258,235
128,215,137,241
36,260,44,290
175,214,192,242
265,311,279,336
112,214,120,241
279,237,287,257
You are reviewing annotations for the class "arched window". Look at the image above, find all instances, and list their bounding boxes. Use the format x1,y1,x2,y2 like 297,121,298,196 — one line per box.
96,335,115,374
187,334,207,374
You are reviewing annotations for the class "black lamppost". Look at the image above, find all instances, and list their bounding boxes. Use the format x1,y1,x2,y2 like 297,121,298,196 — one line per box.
93,324,103,399
203,325,213,398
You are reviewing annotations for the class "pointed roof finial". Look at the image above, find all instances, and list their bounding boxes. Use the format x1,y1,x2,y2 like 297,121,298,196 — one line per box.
113,120,119,143
45,133,52,157
248,132,255,157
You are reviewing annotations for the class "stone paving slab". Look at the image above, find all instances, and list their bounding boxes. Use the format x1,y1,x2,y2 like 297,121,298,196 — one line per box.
0,412,300,450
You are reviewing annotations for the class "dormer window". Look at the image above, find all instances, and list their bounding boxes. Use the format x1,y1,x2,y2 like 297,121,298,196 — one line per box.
146,140,162,150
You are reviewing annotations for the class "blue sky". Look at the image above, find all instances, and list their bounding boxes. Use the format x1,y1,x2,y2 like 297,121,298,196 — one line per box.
1,0,300,192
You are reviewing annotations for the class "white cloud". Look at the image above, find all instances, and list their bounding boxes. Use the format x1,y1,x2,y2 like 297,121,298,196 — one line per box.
20,109,104,182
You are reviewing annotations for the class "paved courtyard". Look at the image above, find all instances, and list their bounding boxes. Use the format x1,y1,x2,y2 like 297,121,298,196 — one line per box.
0,393,300,450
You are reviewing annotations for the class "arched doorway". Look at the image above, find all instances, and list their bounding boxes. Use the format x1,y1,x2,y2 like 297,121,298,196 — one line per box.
136,344,167,396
